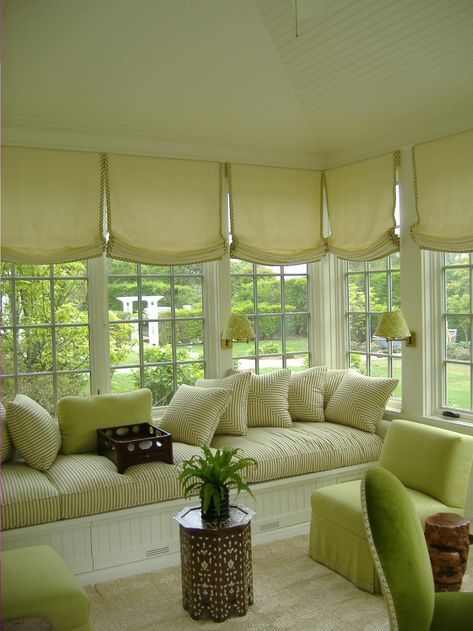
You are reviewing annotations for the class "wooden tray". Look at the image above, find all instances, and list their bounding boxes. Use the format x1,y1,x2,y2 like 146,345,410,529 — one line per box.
97,423,173,473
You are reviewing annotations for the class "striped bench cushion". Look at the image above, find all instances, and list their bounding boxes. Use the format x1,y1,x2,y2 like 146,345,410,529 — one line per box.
2,424,382,528
1,462,61,529
44,443,203,521
210,422,383,483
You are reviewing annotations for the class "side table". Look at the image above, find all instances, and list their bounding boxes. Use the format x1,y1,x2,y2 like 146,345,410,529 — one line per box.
424,512,470,592
174,504,255,622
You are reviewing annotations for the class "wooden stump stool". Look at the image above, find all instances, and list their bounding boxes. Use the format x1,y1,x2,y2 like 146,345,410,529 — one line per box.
424,512,470,592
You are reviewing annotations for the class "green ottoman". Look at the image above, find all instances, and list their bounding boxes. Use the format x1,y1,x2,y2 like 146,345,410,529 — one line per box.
1,545,90,631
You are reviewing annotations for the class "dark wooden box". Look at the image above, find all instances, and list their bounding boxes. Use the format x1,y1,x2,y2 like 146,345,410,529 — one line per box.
97,423,173,473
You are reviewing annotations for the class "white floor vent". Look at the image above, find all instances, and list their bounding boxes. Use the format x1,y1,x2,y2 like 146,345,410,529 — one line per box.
146,546,170,558
259,521,280,532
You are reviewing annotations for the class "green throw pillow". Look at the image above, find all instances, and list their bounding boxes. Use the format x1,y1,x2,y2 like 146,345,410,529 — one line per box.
7,394,61,470
58,388,152,454
325,369,397,433
160,384,232,446
196,371,251,435
288,366,327,422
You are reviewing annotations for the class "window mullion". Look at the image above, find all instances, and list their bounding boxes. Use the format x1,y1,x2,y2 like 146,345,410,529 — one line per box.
87,256,111,395
49,264,58,405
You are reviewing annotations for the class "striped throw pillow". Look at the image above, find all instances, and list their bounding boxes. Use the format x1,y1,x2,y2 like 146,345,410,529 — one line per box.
196,371,251,435
288,366,327,422
6,394,61,470
1,402,15,463
325,369,398,433
226,369,292,428
160,384,233,446
323,369,348,408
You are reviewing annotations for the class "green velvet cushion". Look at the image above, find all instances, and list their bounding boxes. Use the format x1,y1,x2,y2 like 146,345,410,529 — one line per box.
7,394,61,470
58,389,152,455
431,592,473,631
362,466,435,631
1,544,90,630
379,419,473,508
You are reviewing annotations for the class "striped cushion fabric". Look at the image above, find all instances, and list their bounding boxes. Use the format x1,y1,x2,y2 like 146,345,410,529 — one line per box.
211,422,383,483
1,402,15,463
325,369,398,433
1,461,60,530
160,384,232,446
323,369,348,407
46,445,204,520
226,369,292,428
288,367,327,422
7,395,61,470
196,371,251,435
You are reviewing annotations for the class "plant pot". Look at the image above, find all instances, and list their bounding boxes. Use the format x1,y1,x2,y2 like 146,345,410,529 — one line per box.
201,485,230,523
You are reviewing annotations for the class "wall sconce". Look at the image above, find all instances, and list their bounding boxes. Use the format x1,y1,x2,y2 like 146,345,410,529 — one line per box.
374,309,416,348
221,314,255,349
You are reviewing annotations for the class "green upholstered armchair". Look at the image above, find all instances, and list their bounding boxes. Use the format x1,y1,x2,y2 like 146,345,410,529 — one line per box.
361,466,473,631
309,419,473,592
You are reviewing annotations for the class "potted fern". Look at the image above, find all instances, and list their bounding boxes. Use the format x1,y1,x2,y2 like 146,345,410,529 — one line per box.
178,446,257,522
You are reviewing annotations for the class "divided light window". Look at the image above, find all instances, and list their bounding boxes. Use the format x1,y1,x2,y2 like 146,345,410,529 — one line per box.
442,253,472,412
230,260,310,373
107,261,205,406
0,262,90,413
345,254,401,398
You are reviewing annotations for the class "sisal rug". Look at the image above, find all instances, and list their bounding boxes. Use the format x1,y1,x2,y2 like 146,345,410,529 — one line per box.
84,534,473,630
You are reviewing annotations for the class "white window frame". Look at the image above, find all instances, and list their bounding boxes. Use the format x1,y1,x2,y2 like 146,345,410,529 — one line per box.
426,251,473,422
229,260,312,373
1,261,92,411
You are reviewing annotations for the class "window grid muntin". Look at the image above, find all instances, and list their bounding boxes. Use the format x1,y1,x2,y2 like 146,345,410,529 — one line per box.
0,264,91,411
345,255,401,392
441,253,473,412
230,261,310,373
107,262,205,404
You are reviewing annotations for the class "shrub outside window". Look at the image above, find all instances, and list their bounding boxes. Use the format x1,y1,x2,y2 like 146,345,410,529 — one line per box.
0,262,91,413
442,252,472,412
345,253,402,398
107,260,205,406
230,260,310,373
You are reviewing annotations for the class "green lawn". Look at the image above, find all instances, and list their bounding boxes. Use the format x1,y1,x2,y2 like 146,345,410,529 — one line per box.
114,342,471,411
446,363,471,410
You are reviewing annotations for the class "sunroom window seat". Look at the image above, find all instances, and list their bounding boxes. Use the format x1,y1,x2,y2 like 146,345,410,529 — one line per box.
1,368,395,583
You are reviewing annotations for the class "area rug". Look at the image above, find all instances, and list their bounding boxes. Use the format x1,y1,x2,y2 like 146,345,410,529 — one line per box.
84,534,473,630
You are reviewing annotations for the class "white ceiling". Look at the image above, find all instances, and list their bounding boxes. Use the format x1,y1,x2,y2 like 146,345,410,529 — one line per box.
2,0,473,168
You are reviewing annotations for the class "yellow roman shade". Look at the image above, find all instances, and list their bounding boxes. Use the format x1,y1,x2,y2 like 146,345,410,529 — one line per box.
106,154,226,264
410,130,473,252
325,152,400,261
228,163,326,265
1,146,105,263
